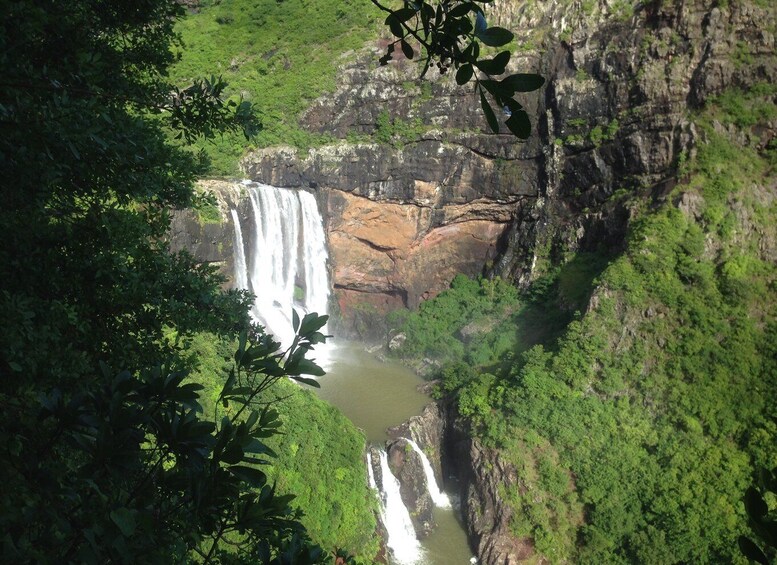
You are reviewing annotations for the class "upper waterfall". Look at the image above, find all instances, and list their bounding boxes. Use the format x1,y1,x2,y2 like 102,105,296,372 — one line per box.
230,181,330,346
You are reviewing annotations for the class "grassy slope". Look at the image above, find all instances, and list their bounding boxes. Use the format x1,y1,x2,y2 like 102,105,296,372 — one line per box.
171,0,380,175
393,85,777,563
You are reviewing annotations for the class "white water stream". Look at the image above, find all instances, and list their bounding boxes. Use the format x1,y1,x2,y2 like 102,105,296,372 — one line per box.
404,438,452,508
377,451,425,565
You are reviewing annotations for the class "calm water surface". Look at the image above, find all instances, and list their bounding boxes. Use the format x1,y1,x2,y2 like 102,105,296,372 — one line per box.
314,342,475,564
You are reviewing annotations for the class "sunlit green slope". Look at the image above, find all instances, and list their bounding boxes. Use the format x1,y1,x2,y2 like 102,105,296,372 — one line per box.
171,0,380,174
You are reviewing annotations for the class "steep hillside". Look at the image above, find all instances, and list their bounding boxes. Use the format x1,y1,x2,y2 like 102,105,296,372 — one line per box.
171,0,381,174
393,83,776,561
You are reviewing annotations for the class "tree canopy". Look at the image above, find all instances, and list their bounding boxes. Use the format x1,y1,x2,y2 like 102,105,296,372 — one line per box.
0,0,335,562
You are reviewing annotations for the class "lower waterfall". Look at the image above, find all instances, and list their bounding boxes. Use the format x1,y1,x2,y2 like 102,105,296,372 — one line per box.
375,451,424,565
230,181,329,346
403,438,451,508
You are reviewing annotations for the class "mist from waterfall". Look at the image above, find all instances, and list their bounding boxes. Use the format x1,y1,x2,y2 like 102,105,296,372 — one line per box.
229,181,329,346
403,438,451,508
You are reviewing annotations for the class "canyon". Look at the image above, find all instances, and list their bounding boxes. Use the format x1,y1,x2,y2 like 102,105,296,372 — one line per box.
169,0,776,562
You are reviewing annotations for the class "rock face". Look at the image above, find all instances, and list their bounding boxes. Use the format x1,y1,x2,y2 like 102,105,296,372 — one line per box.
237,0,775,337
462,440,536,564
384,439,436,538
384,403,449,537
167,180,242,284
242,138,536,338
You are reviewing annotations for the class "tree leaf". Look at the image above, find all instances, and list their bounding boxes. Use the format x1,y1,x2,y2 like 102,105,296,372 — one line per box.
502,73,545,92
229,465,267,487
292,309,300,332
299,313,328,335
294,358,325,377
480,90,499,133
477,26,514,47
400,39,414,60
449,3,474,18
456,64,473,85
291,376,322,388
385,14,404,38
746,487,768,520
110,508,137,537
475,51,510,75
475,11,487,35
480,79,512,98
505,108,531,139
393,7,417,23
738,536,770,565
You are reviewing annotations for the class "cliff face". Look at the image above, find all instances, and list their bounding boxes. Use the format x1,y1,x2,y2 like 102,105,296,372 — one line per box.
242,137,537,338
239,0,774,338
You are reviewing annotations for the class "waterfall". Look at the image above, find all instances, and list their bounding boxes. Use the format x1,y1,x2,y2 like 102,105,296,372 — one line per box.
230,181,329,346
403,438,451,508
367,451,378,491
377,450,423,565
230,209,249,291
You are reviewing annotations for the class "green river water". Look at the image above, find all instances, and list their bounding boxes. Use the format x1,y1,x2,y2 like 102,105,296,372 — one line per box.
314,342,475,565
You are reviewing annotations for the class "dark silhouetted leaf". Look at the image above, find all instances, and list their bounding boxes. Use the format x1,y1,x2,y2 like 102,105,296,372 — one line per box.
505,108,531,139
477,26,514,47
456,64,473,85
400,39,414,59
475,11,487,35
480,91,499,133
746,487,769,520
291,376,322,388
503,73,545,92
229,465,267,487
385,14,404,38
393,7,416,22
110,508,137,537
738,536,770,565
475,50,510,75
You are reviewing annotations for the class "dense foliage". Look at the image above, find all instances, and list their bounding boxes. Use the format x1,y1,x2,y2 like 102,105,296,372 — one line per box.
392,86,777,563
186,333,381,560
0,1,364,562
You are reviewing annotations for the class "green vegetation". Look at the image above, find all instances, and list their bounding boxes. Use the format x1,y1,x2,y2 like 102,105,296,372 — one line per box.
392,86,777,562
0,1,376,562
185,333,381,560
374,110,426,146
174,0,546,174
171,0,382,174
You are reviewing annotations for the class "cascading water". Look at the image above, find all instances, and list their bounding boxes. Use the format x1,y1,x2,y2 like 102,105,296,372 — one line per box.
377,450,424,565
230,181,329,346
230,209,249,291
403,438,451,508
